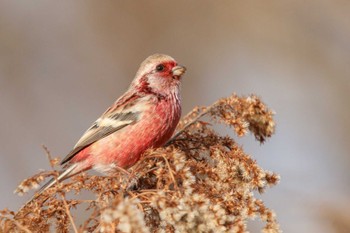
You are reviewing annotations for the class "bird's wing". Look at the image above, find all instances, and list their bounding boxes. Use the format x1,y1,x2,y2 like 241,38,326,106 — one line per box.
60,92,145,165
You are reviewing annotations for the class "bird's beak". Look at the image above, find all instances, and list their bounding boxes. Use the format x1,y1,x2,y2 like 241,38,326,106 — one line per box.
172,65,186,77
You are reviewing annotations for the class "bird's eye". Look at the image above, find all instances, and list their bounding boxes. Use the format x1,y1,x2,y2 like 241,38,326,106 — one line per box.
156,64,165,72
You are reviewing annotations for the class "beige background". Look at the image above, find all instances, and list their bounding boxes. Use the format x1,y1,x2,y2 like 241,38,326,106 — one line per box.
1,1,350,232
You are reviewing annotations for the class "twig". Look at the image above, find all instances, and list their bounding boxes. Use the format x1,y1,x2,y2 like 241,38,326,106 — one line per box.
44,145,78,232
42,145,58,169
127,191,144,211
11,220,32,233
80,205,100,232
161,155,178,189
14,146,60,217
61,194,79,233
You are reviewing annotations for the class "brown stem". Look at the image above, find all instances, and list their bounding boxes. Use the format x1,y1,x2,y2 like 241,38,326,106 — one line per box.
166,103,217,146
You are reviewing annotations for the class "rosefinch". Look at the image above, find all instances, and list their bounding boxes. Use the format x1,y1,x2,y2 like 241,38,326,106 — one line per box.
33,54,186,197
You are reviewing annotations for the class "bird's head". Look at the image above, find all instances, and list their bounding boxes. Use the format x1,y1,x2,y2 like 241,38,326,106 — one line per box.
131,54,186,95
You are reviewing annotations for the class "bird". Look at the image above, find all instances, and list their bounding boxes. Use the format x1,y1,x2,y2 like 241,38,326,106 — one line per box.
27,54,186,201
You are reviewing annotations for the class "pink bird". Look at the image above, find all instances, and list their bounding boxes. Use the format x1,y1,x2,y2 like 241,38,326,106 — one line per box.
36,54,186,195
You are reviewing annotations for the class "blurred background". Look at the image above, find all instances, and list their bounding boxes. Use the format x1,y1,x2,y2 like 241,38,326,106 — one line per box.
1,1,349,232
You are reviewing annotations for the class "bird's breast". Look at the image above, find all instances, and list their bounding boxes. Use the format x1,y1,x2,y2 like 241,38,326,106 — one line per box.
91,92,181,172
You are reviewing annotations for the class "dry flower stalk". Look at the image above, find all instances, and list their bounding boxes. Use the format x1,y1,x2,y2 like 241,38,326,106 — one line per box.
1,94,280,233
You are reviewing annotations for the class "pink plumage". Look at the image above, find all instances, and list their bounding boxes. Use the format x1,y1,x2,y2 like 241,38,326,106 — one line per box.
38,54,186,193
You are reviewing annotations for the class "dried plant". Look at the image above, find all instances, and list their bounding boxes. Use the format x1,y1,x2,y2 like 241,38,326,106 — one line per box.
1,94,280,233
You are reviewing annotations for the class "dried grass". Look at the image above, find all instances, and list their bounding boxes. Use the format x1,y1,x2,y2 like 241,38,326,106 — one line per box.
1,94,280,233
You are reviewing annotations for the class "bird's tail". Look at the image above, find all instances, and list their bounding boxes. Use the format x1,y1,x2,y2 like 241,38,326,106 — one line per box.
38,163,78,194
16,164,78,216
